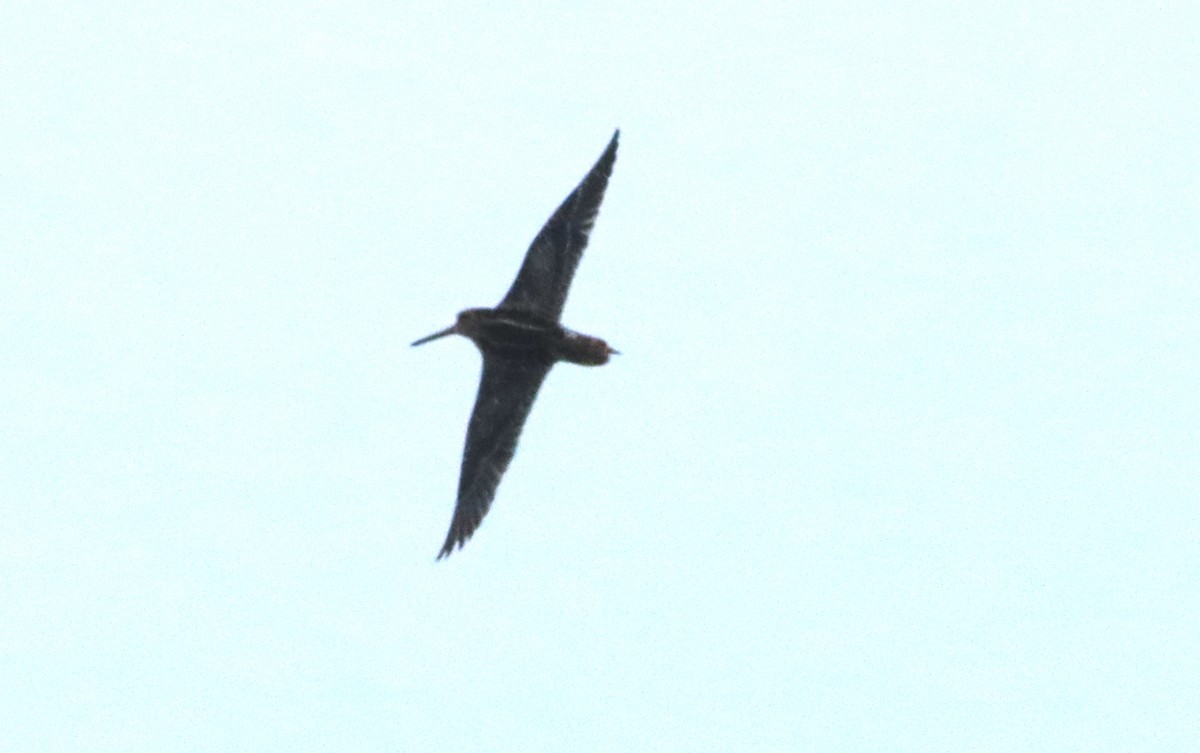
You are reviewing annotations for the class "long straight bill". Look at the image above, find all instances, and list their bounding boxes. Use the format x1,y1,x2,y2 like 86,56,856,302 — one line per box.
411,325,457,347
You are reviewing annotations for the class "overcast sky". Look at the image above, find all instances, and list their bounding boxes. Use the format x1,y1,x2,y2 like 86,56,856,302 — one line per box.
3,2,1198,751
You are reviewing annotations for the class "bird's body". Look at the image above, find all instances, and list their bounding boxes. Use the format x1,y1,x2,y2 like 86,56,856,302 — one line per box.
438,308,616,366
413,131,620,558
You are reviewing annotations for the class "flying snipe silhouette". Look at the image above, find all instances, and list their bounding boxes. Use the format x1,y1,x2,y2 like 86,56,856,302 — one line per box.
414,130,620,559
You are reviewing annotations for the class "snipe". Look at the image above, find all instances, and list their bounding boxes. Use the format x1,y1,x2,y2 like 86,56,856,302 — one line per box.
413,130,620,558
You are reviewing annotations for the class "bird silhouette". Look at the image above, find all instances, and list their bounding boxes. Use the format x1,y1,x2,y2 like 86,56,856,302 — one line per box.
413,130,620,558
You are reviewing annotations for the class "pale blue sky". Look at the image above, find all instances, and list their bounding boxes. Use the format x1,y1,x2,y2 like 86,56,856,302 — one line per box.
2,2,1198,751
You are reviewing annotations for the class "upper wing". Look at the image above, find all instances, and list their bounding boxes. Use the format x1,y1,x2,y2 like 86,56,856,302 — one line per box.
437,354,554,558
498,130,619,321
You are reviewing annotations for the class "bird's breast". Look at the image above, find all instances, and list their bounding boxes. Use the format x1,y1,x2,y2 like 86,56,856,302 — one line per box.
469,310,561,361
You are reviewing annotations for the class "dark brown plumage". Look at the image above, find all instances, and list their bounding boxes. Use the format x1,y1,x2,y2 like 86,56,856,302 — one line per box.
412,131,620,558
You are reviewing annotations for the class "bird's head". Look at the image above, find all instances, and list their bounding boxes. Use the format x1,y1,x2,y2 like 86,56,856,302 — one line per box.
411,308,490,347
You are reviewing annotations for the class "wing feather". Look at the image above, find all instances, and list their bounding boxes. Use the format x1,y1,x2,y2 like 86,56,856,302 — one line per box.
498,130,619,320
437,354,554,558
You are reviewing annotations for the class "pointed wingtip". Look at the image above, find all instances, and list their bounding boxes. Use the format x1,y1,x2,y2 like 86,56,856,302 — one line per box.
436,525,467,561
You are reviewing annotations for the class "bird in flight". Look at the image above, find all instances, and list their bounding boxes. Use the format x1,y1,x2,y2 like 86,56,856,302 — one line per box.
413,130,621,559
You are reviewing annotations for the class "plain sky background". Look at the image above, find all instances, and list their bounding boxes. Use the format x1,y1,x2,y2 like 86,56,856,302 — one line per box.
3,2,1198,751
